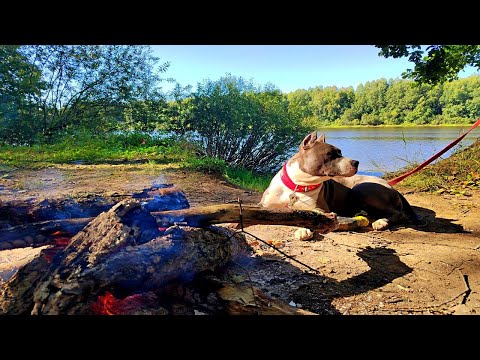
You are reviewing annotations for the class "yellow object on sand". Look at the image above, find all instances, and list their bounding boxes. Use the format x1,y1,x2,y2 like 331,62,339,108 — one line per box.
352,216,369,227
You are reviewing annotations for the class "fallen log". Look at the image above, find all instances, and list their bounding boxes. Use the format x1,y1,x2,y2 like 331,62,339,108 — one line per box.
152,204,339,233
0,203,370,250
153,205,369,231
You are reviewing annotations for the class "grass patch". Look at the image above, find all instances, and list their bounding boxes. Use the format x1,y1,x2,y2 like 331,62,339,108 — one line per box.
386,138,480,193
0,130,273,193
182,156,272,192
0,131,192,168
224,166,272,193
183,156,228,175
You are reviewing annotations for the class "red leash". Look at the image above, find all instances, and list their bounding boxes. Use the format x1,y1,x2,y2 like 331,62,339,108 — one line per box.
387,118,480,186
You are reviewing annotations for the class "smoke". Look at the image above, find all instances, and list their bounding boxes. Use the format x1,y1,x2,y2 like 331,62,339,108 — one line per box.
151,175,170,189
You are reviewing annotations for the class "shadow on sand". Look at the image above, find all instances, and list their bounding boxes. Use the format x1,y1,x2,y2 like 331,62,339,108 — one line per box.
239,246,412,315
398,205,470,234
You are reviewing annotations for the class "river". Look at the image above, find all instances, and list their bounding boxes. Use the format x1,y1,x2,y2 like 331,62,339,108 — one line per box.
299,126,477,177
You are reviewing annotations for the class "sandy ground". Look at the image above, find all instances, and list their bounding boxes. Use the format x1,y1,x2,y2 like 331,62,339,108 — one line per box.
1,164,479,315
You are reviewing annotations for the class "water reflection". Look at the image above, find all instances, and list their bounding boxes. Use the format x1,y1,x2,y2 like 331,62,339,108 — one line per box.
305,126,476,176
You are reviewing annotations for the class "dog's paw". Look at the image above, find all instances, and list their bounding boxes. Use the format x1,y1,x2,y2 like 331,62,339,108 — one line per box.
372,218,389,231
294,228,314,241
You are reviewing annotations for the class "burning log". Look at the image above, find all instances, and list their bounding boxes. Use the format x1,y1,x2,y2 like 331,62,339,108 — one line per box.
1,199,250,314
0,185,188,227
0,218,92,250
0,186,190,250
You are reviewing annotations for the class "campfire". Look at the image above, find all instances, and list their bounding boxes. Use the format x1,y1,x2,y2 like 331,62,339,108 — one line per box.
0,184,343,315
0,185,189,250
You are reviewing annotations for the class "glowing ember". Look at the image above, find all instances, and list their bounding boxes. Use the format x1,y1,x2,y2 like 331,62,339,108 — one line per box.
54,236,71,246
51,230,68,236
43,248,59,263
51,230,72,246
91,292,119,315
91,291,154,315
42,231,73,263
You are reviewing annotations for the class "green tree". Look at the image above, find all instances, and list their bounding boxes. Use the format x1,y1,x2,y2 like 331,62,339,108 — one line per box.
287,89,315,128
189,75,307,172
2,45,169,143
464,76,480,119
412,82,446,124
376,45,480,84
439,76,480,123
309,86,355,125
381,79,440,125
123,99,168,131
163,83,194,134
383,79,415,124
346,79,389,125
0,46,44,144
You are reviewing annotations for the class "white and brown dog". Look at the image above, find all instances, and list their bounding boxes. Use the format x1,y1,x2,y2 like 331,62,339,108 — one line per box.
259,131,418,240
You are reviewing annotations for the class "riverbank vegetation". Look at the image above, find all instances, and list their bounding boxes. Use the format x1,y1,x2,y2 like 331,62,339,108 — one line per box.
289,76,480,128
0,130,273,192
388,138,480,193
1,45,479,190
3,46,479,145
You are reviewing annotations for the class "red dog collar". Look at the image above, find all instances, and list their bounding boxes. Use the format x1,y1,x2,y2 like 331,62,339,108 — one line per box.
280,163,322,192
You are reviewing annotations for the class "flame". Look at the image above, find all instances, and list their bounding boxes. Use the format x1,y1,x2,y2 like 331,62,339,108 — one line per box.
42,231,73,263
51,230,68,236
54,236,71,246
91,292,118,315
51,230,72,246
91,291,149,315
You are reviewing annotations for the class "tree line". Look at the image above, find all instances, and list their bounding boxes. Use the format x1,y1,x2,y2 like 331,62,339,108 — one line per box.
287,75,480,127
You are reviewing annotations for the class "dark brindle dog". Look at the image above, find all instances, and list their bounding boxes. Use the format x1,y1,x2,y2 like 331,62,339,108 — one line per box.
259,131,418,240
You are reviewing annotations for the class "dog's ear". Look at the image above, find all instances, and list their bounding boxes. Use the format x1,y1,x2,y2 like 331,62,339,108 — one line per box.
317,133,326,143
301,131,318,149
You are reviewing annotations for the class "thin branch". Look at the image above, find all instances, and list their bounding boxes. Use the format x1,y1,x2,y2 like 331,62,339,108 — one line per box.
241,229,321,275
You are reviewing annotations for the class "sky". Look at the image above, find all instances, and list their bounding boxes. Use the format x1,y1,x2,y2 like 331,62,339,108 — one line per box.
151,45,479,93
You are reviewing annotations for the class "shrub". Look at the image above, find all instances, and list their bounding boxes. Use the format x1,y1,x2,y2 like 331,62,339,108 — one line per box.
186,75,308,172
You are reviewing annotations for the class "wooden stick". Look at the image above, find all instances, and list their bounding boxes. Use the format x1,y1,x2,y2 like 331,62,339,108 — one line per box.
152,204,339,233
1,205,370,250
